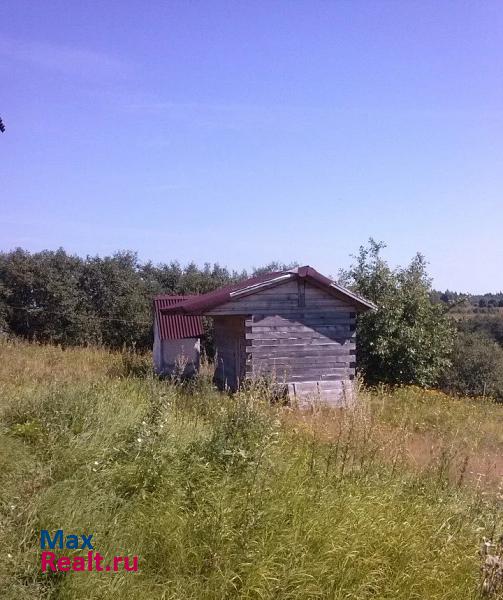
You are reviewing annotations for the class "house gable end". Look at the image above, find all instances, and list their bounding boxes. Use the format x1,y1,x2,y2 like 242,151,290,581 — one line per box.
160,265,376,316
205,278,354,316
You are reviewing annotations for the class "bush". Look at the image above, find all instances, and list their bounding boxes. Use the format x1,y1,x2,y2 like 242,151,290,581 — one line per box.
458,314,503,347
441,331,503,400
340,240,455,387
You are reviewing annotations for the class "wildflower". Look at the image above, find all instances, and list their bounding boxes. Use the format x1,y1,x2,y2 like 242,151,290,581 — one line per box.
137,437,142,443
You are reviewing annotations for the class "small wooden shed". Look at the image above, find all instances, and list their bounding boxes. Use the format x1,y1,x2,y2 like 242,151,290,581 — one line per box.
153,295,204,377
160,267,376,405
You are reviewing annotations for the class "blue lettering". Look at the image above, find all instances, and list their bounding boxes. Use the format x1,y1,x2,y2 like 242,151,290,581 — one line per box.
81,534,94,550
40,530,63,549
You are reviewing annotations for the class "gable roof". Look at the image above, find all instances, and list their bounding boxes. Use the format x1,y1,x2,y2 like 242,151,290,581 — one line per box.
160,266,377,316
153,295,205,340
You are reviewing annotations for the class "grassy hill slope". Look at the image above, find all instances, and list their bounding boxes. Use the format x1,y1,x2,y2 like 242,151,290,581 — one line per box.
1,340,502,599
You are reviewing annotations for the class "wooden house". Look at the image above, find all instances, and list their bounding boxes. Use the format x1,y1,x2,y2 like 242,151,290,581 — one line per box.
153,295,204,377
160,267,376,405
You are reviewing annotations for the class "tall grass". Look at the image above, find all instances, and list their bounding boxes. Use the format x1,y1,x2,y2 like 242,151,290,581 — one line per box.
1,338,502,599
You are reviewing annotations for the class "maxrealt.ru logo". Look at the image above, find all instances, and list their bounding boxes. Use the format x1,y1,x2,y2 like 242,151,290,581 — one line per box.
40,530,138,573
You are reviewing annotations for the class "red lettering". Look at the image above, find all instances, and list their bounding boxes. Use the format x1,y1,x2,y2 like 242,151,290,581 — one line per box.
57,556,71,571
124,556,138,572
113,556,123,571
41,551,57,572
94,552,104,571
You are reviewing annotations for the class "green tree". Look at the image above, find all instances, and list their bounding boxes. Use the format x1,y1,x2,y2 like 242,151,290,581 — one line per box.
0,248,87,345
79,252,151,348
340,240,455,387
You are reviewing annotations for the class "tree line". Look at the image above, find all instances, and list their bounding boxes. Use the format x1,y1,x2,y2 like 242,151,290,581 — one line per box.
0,248,296,350
1,244,502,400
0,248,242,349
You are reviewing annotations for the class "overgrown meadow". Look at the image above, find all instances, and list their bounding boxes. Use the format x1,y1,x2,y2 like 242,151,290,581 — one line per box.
1,339,502,599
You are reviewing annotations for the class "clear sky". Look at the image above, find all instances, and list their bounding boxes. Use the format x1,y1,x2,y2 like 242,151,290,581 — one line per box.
1,1,502,292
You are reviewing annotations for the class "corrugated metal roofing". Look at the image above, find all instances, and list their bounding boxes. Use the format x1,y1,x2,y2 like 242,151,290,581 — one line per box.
160,266,377,315
153,295,204,340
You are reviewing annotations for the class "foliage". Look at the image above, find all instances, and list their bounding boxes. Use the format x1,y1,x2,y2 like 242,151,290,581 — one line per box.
0,249,301,352
1,340,502,599
457,314,503,348
340,239,456,387
0,248,250,350
441,331,503,401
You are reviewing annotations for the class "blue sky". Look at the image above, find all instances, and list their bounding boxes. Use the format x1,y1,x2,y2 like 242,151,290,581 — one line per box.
1,1,502,292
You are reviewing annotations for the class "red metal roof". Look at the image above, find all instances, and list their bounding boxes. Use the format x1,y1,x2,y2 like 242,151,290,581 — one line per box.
153,295,204,340
160,266,377,316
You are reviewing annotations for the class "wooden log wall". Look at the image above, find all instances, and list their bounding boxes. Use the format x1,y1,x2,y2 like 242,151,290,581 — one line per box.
208,279,357,405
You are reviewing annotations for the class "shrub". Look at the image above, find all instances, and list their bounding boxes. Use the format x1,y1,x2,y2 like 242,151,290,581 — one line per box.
340,240,455,387
458,314,503,347
441,331,503,400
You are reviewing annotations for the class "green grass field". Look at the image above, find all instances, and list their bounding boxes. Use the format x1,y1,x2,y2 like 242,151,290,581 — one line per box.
1,339,502,599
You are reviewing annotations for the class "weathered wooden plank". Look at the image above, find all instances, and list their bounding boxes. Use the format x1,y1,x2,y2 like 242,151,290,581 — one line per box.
288,379,355,407
289,371,355,380
246,332,355,343
250,314,354,322
247,323,352,333
304,296,352,306
209,302,298,314
284,374,353,382
210,307,352,317
248,330,353,340
288,380,354,393
210,302,354,316
247,326,354,335
251,317,355,326
250,349,354,359
248,337,352,347
251,359,354,370
248,371,355,382
248,360,355,372
239,291,299,300
247,346,354,362
247,332,353,343
249,360,354,371
248,338,355,348
250,365,354,377
248,312,353,324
